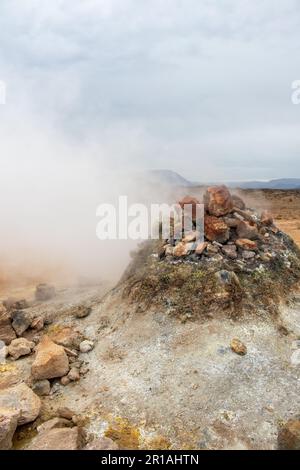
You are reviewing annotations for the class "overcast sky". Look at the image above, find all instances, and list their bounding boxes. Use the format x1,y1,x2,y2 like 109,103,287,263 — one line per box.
0,0,300,181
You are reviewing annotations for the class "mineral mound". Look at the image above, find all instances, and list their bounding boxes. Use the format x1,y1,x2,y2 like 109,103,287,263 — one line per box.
121,186,300,321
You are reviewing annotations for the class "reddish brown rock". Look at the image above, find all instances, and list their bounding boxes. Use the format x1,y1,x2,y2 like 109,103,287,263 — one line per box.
31,335,69,380
182,231,200,243
173,242,188,257
204,185,233,217
27,426,84,450
221,244,238,259
278,420,300,450
261,210,273,226
236,220,258,240
204,215,230,243
195,241,208,255
236,239,258,251
178,195,201,221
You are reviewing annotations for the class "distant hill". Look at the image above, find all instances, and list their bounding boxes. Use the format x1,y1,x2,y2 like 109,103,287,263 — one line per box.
143,170,192,187
142,171,300,190
228,179,300,190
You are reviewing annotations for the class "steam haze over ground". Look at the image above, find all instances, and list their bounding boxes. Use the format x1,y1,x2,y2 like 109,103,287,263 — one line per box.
0,0,300,285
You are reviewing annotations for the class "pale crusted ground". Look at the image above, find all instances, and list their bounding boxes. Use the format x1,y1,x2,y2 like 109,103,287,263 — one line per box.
2,281,300,450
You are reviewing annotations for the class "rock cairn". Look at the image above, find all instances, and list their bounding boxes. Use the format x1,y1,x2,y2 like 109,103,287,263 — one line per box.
160,185,289,270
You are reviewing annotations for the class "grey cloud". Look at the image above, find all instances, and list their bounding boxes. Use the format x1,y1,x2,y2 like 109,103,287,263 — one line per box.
0,0,300,180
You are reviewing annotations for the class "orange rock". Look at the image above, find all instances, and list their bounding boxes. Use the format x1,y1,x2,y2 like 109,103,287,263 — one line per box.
204,185,233,216
236,239,258,251
173,242,195,257
31,335,69,380
230,338,247,356
182,231,200,243
195,242,208,255
173,242,188,257
204,215,230,243
236,220,258,240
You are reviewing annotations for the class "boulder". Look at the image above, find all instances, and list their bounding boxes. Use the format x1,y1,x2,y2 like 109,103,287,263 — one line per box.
236,220,258,240
11,310,32,336
31,335,69,380
278,420,300,450
195,241,208,255
204,215,230,243
0,407,19,450
49,327,83,350
60,376,70,386
0,310,16,345
221,245,238,259
204,185,233,217
32,380,51,396
84,436,119,450
67,367,80,381
0,383,41,425
0,366,20,390
8,338,35,359
35,284,56,301
236,239,258,251
173,242,188,257
27,427,84,450
57,407,75,420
